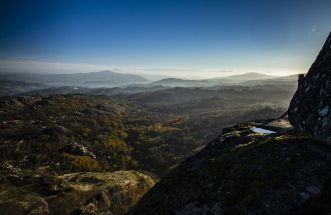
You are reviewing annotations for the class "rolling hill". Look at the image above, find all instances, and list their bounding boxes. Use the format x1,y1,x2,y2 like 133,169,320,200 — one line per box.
0,70,149,88
148,73,297,88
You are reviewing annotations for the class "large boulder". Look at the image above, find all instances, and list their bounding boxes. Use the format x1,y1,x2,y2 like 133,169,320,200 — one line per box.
128,123,331,214
0,170,156,215
288,32,331,143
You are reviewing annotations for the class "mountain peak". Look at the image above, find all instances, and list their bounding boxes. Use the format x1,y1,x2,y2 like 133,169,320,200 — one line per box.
326,32,331,46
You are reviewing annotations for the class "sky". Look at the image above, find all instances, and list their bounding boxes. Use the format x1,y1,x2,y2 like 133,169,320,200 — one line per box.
0,0,330,79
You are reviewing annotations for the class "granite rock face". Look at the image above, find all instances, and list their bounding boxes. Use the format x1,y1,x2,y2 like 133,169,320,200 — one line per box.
288,32,331,143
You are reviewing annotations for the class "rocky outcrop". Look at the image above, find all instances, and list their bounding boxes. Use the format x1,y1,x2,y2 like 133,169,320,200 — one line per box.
0,170,156,215
129,121,331,214
59,142,96,159
288,32,331,143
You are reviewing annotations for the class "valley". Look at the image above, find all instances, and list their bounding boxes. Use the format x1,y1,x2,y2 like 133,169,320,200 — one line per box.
0,79,296,214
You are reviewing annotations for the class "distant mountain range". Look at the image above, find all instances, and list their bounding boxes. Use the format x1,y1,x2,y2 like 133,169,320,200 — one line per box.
0,70,149,88
0,71,300,96
209,72,276,82
148,72,298,87
149,78,211,87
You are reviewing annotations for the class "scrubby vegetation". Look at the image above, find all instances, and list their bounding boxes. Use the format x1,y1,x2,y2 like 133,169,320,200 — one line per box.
0,85,295,214
0,85,294,176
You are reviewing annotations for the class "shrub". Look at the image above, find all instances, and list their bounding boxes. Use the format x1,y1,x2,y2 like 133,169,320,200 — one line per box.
60,153,100,172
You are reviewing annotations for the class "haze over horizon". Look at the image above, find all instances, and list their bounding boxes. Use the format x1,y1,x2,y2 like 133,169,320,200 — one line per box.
0,0,331,79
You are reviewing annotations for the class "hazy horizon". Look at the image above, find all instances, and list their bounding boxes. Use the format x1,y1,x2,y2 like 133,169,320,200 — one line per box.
1,0,331,79
0,58,302,80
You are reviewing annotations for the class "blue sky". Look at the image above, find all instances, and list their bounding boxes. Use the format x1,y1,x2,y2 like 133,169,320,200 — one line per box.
0,0,330,78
